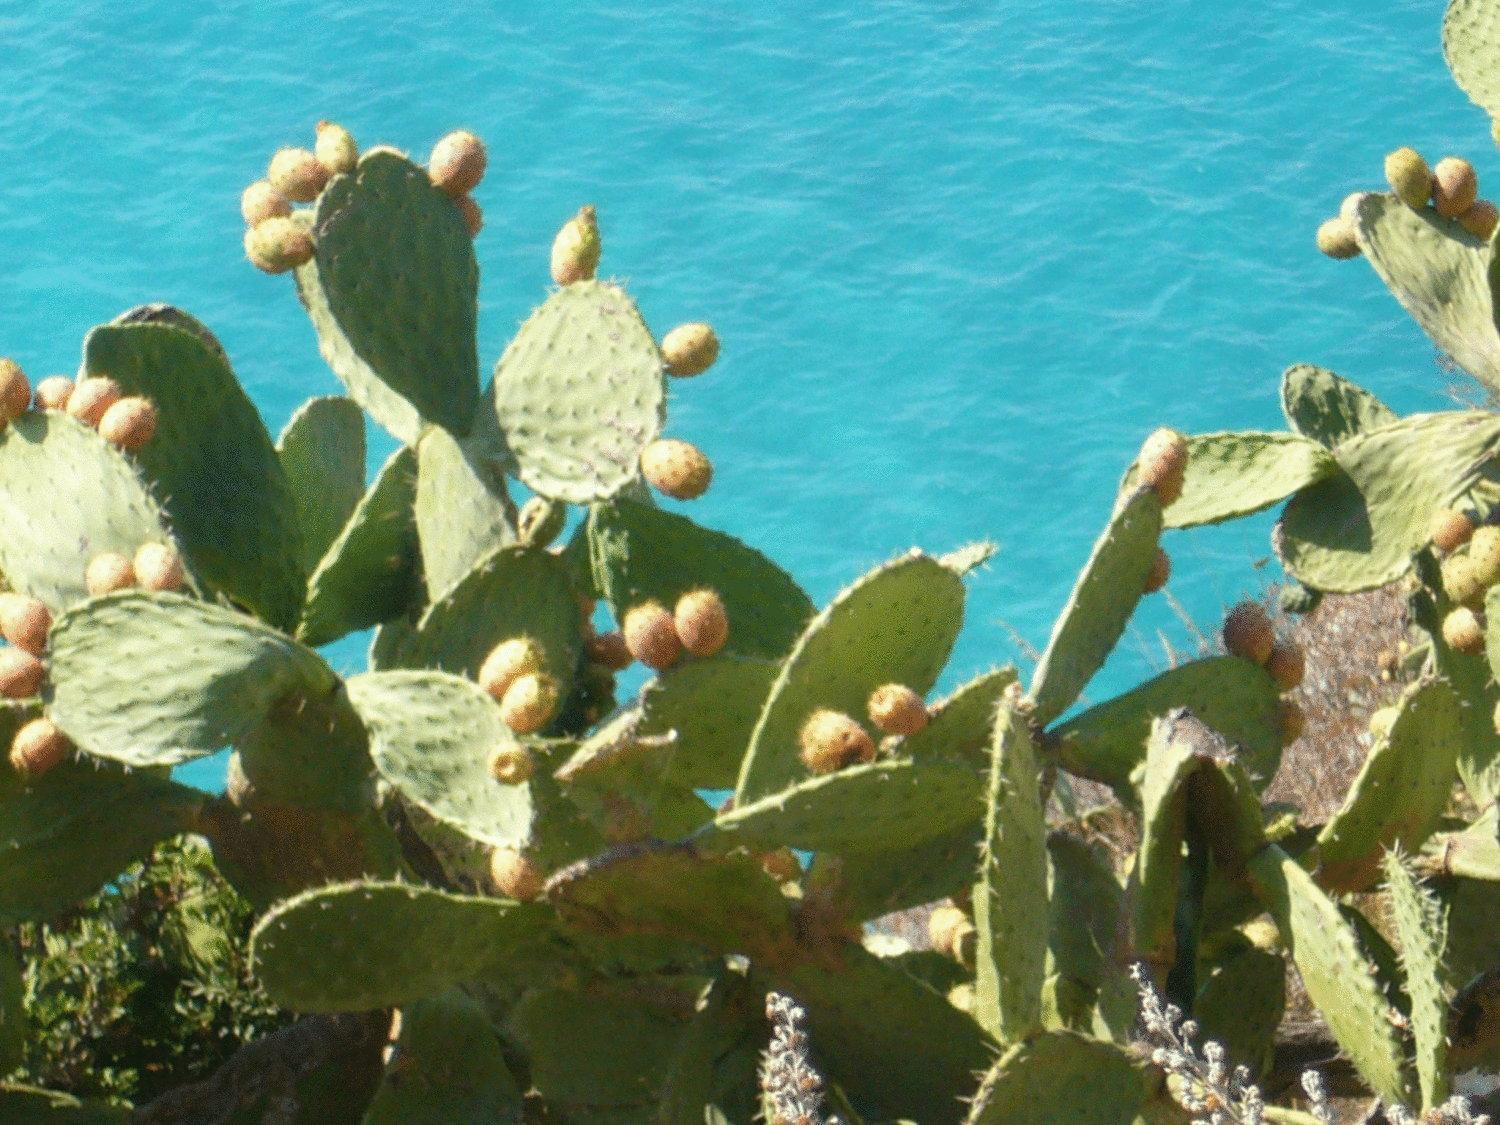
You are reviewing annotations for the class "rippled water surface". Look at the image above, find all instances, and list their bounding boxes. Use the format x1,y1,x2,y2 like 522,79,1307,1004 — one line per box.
0,1,1482,789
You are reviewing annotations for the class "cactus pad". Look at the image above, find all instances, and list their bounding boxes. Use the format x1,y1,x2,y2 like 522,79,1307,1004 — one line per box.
1132,715,1205,973
1193,945,1285,1079
1280,363,1396,447
902,666,1018,765
1444,0,1500,119
295,150,480,439
830,822,985,923
492,281,665,503
414,425,516,601
964,1032,1148,1124
1046,833,1123,993
47,591,335,767
635,655,778,789
735,550,964,802
1124,431,1335,529
1028,487,1163,726
276,395,366,574
83,320,306,630
1383,850,1451,1111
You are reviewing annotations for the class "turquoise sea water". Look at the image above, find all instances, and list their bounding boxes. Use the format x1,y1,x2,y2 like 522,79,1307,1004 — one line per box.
0,1,1484,791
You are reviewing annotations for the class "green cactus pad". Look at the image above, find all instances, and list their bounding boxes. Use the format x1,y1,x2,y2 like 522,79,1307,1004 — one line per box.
0,411,172,612
1132,717,1204,973
298,444,422,648
1279,411,1500,592
829,822,984,923
296,150,480,440
1193,945,1285,1079
973,696,1048,1044
364,991,523,1125
588,499,814,659
1247,846,1413,1106
47,591,335,768
1423,804,1500,880
634,655,778,789
83,320,306,631
902,666,1018,765
964,1031,1148,1124
1445,0,1500,118
1280,363,1396,447
734,550,965,803
249,881,550,1012
276,395,366,574
657,973,762,1125
1316,679,1461,891
414,425,516,601
1352,191,1500,394
1053,656,1283,798
1046,833,1123,992
1028,487,1163,726
348,670,533,848
492,281,665,502
1383,850,1450,1111
232,681,376,815
1123,431,1335,529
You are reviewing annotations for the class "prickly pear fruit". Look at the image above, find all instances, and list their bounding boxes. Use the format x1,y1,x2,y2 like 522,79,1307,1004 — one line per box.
1493,697,1500,737
1222,601,1274,665
584,631,631,672
623,601,682,671
0,649,44,699
32,376,73,412
1460,199,1500,240
98,397,158,451
760,847,802,882
660,323,720,378
455,195,483,238
1316,217,1361,259
313,121,358,175
477,637,545,702
134,542,185,592
85,552,136,596
1385,147,1434,209
928,904,976,965
498,672,560,735
244,217,316,274
517,496,565,549
1278,698,1305,745
641,439,712,501
673,588,729,658
0,595,50,657
550,205,601,286
428,130,487,197
1443,554,1487,607
866,683,929,736
489,847,544,902
1144,547,1171,593
9,718,66,776
1265,641,1305,691
240,180,292,226
1471,526,1500,587
1433,508,1477,553
489,745,535,785
267,146,329,203
1433,156,1479,219
1137,427,1189,506
798,709,876,775
0,360,29,422
65,377,122,428
1444,606,1486,655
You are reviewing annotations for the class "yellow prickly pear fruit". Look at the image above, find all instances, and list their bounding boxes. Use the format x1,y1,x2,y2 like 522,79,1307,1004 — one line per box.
673,588,729,658
0,359,29,422
1222,601,1274,665
1265,641,1305,691
240,180,292,226
314,120,358,175
1443,555,1487,607
428,130,487,197
1493,697,1500,736
0,594,50,657
489,847,544,901
1369,705,1399,742
1137,428,1189,506
798,708,875,775
134,542,185,592
928,905,976,965
1443,606,1486,655
584,630,631,672
1460,199,1500,240
759,847,802,882
455,195,483,238
1384,147,1433,208
0,648,44,699
488,744,535,785
866,683,929,736
1144,547,1171,593
244,216,316,274
1278,698,1305,745
641,438,712,500
660,323,720,378
1433,156,1479,219
267,146,329,203
32,375,73,412
622,600,681,671
85,552,136,596
1470,526,1500,587
477,636,545,702
1432,507,1476,553
1316,217,1361,259
498,672,560,735
9,717,67,776
65,376,122,428
98,397,157,451
550,205,601,286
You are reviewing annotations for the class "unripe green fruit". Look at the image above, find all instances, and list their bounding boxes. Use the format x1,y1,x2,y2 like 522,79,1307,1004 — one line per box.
798,708,875,775
498,672,560,735
1222,601,1274,665
1265,641,1305,691
0,594,50,657
1138,428,1188,506
244,217,316,274
550,204,600,285
314,120,358,175
660,323,720,377
622,600,681,671
1370,706,1399,742
134,542,185,592
0,359,29,422
1316,217,1361,259
867,683,929,736
1384,147,1433,209
1433,156,1479,219
1144,547,1171,593
65,376,122,428
673,587,729,658
9,717,66,776
1444,606,1486,655
1470,525,1500,587
455,194,483,238
517,495,565,549
489,847,544,901
428,130,487,197
1432,507,1476,553
641,438,712,500
32,376,72,412
1278,698,1305,745
477,636,545,702
1443,554,1487,607
0,648,44,699
98,396,158,451
584,630,632,672
1459,199,1499,240
267,146,328,203
240,180,292,226
488,744,535,785
85,552,136,596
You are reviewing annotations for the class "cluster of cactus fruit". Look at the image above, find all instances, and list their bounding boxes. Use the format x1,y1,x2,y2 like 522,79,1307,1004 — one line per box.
3,4,1500,1119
